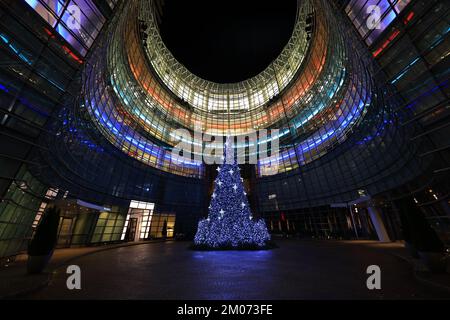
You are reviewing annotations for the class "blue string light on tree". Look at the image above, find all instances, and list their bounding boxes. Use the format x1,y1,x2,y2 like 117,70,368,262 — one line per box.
194,138,271,249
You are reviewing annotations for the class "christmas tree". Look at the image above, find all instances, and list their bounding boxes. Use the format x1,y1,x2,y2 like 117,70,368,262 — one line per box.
194,139,271,249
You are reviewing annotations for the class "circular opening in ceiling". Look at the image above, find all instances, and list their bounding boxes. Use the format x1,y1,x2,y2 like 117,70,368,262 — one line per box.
159,0,298,84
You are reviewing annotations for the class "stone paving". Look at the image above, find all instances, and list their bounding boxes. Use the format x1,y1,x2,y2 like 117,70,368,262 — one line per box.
12,240,450,300
0,241,161,299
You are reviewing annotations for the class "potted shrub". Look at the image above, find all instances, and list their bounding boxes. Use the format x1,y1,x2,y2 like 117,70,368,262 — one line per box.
408,205,447,273
397,197,447,272
161,220,168,240
398,209,419,258
27,207,61,274
416,230,447,273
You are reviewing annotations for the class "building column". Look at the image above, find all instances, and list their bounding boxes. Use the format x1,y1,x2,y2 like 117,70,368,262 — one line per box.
367,206,391,242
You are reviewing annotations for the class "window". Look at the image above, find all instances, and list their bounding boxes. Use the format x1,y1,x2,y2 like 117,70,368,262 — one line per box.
346,0,412,46
25,0,106,56
125,201,155,240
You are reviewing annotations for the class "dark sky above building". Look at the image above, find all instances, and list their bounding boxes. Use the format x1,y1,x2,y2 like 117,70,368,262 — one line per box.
159,0,297,83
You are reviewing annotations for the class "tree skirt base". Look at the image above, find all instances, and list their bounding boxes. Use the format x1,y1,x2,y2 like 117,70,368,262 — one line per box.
190,241,277,251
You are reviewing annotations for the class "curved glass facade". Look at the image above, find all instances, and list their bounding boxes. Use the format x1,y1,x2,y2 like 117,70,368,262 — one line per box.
17,0,428,211
141,0,312,114
80,0,385,179
1,0,448,259
83,1,204,178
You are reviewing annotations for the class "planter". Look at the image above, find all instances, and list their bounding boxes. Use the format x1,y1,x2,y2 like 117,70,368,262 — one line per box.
404,242,419,259
418,251,448,273
27,251,54,274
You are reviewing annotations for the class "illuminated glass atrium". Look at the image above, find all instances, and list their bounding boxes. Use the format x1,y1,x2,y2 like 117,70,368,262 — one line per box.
83,0,385,180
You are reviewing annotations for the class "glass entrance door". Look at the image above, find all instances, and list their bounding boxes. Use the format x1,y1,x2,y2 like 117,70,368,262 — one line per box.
125,218,138,242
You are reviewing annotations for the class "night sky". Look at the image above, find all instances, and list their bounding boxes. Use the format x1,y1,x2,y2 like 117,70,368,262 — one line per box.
159,0,298,83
